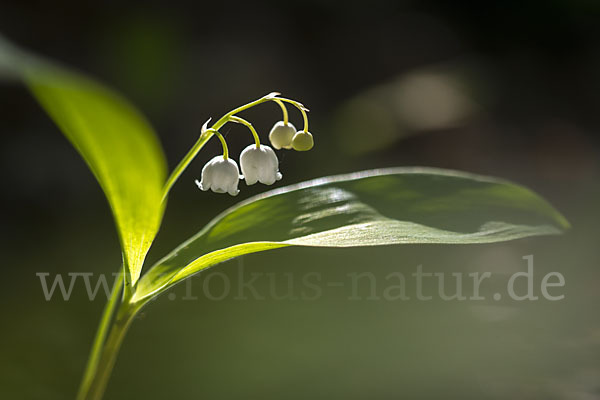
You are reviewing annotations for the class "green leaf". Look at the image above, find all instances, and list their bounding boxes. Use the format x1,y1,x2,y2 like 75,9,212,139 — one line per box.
133,167,569,303
0,36,167,286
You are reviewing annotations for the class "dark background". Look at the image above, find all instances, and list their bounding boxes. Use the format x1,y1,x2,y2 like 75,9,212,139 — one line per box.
1,1,599,399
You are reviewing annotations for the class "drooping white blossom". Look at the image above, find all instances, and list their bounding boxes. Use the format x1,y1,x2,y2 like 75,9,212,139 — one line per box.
240,144,282,185
195,155,240,196
268,121,296,150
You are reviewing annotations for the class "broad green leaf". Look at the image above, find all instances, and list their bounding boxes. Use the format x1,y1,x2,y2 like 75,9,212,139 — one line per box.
0,36,167,285
133,167,569,303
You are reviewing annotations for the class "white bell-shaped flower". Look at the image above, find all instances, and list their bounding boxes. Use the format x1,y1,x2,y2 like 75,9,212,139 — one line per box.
195,155,240,196
268,121,296,150
240,144,282,185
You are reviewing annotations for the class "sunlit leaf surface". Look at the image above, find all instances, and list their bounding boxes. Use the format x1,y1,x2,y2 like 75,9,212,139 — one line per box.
133,167,568,302
0,37,167,285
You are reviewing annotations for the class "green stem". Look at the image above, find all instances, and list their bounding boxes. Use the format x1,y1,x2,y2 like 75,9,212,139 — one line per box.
274,99,289,125
161,132,213,203
209,129,229,160
211,94,274,131
228,115,260,148
77,291,139,400
76,272,141,400
76,273,123,400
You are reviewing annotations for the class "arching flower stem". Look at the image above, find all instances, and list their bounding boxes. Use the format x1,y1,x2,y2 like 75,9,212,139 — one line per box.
274,97,309,132
274,99,289,125
228,115,261,148
208,129,229,159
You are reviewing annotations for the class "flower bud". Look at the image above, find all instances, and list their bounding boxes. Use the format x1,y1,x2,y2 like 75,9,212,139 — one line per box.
240,144,282,185
195,155,240,196
268,121,296,150
291,130,314,151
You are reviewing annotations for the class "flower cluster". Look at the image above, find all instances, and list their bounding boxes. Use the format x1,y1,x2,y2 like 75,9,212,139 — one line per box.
194,93,314,196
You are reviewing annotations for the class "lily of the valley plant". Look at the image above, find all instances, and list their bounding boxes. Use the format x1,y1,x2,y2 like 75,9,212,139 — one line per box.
0,36,569,400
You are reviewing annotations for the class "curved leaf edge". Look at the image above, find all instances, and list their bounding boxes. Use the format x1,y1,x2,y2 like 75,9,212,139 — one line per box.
131,221,563,305
189,166,571,239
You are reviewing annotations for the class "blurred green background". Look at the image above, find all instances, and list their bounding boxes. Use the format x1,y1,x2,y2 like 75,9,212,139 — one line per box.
1,0,599,399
